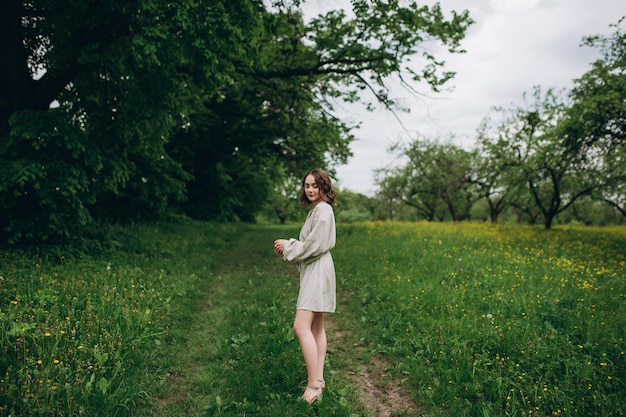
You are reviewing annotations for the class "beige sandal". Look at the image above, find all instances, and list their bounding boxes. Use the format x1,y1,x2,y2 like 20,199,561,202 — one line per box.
302,384,322,403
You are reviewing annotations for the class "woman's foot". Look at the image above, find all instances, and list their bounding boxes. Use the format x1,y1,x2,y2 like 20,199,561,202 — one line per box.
302,385,322,403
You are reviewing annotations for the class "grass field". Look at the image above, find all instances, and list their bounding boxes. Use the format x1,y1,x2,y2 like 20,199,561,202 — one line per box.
0,220,624,416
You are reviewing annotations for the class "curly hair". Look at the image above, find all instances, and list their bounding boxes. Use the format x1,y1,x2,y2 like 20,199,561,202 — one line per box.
298,169,337,207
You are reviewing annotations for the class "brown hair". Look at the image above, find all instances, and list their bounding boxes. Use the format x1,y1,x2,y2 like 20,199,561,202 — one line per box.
299,169,337,207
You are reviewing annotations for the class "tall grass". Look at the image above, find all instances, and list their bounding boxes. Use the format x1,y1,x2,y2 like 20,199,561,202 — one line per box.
1,220,624,416
333,222,626,416
0,220,231,416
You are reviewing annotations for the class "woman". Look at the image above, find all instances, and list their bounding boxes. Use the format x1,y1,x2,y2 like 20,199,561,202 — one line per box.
274,169,337,403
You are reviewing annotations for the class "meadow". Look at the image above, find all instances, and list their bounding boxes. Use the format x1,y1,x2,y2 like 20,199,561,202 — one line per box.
0,220,624,416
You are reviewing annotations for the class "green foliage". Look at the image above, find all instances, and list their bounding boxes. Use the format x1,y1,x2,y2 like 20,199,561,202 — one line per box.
375,20,626,228
334,189,376,223
479,87,615,229
260,175,303,224
0,110,96,243
564,18,626,152
563,19,626,217
1,0,263,242
304,1,473,107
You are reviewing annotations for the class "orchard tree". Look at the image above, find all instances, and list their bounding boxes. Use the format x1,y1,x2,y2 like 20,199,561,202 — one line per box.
377,139,477,221
473,117,528,224
373,169,409,220
598,140,626,218
562,18,626,219
481,87,613,229
563,18,625,153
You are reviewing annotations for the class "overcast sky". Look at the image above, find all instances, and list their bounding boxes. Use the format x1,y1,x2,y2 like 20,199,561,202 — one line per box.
303,0,624,195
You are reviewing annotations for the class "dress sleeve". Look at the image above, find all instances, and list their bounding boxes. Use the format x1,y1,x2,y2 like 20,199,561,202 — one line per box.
282,205,335,263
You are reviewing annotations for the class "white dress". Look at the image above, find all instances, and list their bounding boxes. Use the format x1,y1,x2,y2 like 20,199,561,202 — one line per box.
282,202,336,312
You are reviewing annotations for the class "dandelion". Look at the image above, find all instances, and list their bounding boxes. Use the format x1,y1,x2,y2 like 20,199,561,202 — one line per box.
37,360,42,365
486,313,493,319
45,332,51,337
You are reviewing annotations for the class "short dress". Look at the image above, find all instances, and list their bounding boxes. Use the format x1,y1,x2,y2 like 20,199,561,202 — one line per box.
282,202,336,313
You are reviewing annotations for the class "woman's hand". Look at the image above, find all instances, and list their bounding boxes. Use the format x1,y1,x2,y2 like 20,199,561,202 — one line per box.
273,239,285,254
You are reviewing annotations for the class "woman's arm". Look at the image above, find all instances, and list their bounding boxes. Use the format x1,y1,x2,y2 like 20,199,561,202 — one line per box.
282,207,335,262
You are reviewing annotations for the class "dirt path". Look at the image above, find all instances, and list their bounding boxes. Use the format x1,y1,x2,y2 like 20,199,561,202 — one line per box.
328,318,421,417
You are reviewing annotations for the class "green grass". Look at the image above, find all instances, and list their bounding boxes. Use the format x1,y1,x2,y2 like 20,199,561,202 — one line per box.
1,220,625,416
0,220,233,416
334,222,626,416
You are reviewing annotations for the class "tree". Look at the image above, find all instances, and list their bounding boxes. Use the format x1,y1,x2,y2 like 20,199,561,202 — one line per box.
563,18,625,153
598,141,626,218
262,173,302,224
376,139,477,221
480,87,614,229
334,189,376,223
176,1,473,221
473,118,526,224
562,18,626,220
373,170,408,220
0,0,473,243
0,0,261,241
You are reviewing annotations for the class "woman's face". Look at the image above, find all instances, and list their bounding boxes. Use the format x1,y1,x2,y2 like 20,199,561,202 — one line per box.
304,174,323,205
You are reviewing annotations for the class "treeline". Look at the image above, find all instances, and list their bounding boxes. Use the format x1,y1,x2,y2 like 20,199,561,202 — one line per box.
371,21,626,229
1,1,624,245
0,0,472,244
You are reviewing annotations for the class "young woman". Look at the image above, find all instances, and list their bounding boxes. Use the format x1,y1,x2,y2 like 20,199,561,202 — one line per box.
274,169,337,403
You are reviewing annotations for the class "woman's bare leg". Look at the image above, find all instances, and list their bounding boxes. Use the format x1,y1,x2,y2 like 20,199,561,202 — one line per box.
293,309,323,402
311,312,326,386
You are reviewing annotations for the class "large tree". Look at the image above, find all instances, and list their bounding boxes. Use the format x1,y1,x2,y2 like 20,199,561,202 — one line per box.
172,2,474,221
0,0,473,242
0,0,261,241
